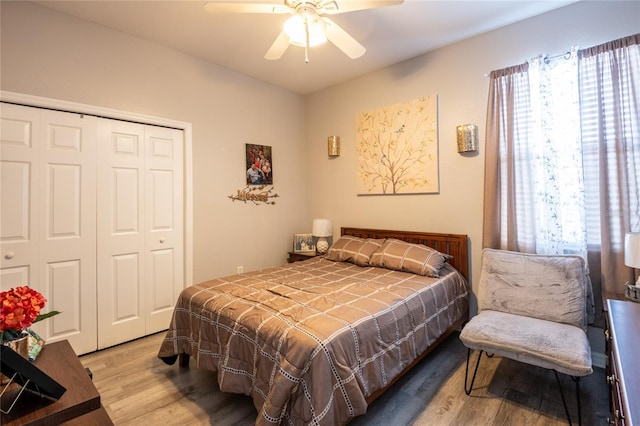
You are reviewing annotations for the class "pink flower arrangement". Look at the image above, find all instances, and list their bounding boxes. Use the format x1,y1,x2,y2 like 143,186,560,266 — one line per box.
0,286,59,341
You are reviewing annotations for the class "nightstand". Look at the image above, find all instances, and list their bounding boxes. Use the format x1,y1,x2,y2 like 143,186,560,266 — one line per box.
287,251,316,263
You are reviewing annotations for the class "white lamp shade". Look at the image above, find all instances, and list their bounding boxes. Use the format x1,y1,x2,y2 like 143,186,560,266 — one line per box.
312,219,332,237
624,232,640,268
284,14,327,47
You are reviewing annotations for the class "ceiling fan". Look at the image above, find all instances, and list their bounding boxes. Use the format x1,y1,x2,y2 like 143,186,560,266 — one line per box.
204,1,404,63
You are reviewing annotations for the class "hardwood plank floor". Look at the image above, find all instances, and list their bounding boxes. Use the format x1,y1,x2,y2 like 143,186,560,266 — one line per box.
79,331,609,425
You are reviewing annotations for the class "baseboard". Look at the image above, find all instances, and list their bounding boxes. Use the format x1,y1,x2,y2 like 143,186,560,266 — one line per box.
592,351,607,369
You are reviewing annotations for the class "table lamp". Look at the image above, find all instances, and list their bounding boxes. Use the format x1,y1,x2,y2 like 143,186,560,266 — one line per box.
312,219,332,254
624,232,640,302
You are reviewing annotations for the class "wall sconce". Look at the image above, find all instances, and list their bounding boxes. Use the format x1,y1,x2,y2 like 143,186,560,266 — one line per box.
456,124,478,153
328,136,340,157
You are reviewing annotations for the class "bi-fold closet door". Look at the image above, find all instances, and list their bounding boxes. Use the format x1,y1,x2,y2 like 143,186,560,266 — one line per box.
0,103,184,354
96,119,184,349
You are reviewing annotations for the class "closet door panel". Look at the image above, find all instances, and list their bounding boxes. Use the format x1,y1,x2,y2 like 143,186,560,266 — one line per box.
112,252,141,321
112,167,141,239
45,259,82,336
1,104,39,291
36,110,97,355
149,248,174,312
97,120,146,349
145,126,184,333
47,164,81,237
1,162,32,266
0,266,31,288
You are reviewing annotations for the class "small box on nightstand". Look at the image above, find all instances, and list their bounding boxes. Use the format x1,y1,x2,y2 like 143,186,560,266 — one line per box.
625,281,640,302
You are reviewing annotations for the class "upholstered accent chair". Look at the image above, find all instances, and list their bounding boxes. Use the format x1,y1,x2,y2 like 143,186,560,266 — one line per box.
460,249,593,426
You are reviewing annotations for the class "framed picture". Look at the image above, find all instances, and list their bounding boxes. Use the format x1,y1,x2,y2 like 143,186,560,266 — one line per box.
356,95,439,195
246,143,273,185
293,234,315,254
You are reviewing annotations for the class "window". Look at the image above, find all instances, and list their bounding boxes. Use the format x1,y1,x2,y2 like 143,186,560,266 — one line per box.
483,34,640,298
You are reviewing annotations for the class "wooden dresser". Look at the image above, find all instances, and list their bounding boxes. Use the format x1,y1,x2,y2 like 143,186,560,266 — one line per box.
605,298,640,425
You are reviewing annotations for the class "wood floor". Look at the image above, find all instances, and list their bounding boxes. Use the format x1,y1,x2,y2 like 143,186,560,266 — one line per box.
79,331,610,425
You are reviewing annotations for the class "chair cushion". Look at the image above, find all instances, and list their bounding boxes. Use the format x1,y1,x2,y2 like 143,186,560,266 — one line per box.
459,310,592,377
478,249,587,330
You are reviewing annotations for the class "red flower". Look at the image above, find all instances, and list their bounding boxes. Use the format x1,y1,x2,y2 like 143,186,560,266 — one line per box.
0,286,48,332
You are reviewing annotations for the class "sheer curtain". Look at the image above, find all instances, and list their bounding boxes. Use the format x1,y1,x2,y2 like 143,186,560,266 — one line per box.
483,34,640,324
528,47,587,259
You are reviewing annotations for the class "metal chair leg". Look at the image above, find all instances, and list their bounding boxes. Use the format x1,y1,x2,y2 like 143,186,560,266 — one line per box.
464,348,484,395
574,376,582,426
553,371,582,426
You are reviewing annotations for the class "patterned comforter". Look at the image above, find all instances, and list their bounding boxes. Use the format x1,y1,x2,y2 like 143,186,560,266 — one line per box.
158,257,469,425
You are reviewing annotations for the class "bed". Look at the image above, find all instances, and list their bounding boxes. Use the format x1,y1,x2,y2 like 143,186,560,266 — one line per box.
158,227,469,425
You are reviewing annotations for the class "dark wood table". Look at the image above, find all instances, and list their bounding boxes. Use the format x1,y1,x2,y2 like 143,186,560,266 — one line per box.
1,340,112,425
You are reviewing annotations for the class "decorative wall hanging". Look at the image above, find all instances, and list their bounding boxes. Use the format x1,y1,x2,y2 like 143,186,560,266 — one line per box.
229,185,279,205
355,96,439,195
246,143,273,185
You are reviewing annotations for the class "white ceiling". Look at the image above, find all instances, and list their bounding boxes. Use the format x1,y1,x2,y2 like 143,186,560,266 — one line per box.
33,0,579,95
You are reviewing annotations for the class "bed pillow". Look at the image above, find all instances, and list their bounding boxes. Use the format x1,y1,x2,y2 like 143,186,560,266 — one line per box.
370,238,447,277
325,236,385,266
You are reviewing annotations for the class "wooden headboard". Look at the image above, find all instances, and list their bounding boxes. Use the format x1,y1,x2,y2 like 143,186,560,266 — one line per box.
341,227,469,281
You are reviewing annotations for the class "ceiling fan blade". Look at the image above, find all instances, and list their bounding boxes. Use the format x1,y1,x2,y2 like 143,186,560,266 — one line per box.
321,0,403,14
264,31,290,60
323,18,366,59
204,1,290,14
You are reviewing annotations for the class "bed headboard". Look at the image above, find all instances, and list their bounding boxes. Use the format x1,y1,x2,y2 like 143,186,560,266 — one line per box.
341,227,469,281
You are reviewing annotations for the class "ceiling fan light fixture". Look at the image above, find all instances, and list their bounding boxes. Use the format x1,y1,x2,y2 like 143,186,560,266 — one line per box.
283,14,327,47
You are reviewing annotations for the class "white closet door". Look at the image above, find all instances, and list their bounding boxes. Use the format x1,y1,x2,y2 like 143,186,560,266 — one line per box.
37,110,98,354
144,126,184,333
1,105,98,355
97,121,184,347
3,101,185,353
97,120,147,348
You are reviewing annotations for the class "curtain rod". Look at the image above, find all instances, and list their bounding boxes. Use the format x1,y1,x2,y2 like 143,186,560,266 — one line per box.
484,47,575,77
543,50,572,64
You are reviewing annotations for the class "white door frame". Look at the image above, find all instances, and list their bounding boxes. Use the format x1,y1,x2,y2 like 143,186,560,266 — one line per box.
1,90,194,292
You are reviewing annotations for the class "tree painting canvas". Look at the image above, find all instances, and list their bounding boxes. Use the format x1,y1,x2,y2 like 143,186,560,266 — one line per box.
356,96,439,195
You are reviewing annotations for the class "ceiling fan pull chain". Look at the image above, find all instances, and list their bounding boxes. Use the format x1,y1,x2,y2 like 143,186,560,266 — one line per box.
304,11,310,63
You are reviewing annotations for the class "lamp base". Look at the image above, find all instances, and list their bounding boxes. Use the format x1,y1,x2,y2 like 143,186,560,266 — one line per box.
316,239,329,254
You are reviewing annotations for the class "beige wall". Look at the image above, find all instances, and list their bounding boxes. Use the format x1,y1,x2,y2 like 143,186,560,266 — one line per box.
0,1,308,283
305,0,640,316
